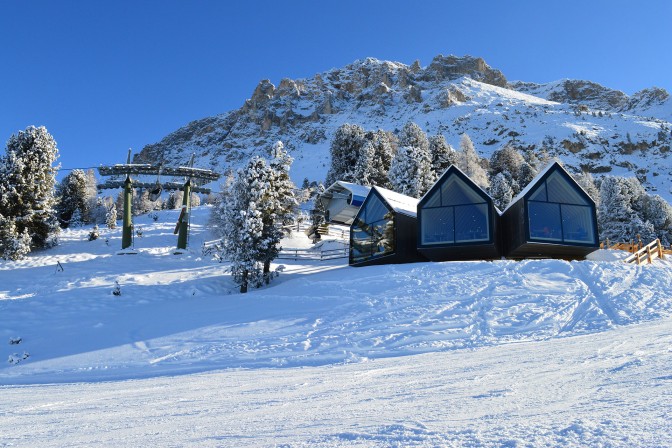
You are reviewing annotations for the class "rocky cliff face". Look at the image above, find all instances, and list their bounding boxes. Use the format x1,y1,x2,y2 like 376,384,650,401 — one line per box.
510,79,670,114
135,54,672,199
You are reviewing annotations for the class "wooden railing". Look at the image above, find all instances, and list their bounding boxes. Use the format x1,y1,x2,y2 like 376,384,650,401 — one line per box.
624,239,666,265
600,235,643,253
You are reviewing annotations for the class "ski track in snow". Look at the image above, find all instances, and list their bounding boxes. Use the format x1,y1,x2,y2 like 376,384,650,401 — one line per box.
1,206,672,446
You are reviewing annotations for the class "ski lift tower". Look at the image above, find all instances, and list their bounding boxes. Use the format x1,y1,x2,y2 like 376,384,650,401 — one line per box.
98,150,220,253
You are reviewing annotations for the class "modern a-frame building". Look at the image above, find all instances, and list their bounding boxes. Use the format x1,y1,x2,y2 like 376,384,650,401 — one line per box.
417,165,502,261
501,161,599,259
350,186,426,267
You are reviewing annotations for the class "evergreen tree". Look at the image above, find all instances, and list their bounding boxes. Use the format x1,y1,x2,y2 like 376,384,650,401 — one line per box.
220,144,297,292
325,123,365,185
517,161,538,191
641,194,672,245
489,172,514,210
0,214,32,261
260,141,298,281
132,188,154,215
456,133,489,189
598,176,654,242
55,169,89,228
365,129,395,188
398,122,430,155
489,144,525,195
428,134,456,177
0,126,59,258
105,202,117,229
221,157,269,293
165,191,179,210
91,197,110,225
388,145,434,198
69,209,84,228
83,169,100,224
352,141,376,186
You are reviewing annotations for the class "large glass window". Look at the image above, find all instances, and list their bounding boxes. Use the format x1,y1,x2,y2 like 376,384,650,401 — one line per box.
421,175,490,245
351,195,395,263
527,171,595,244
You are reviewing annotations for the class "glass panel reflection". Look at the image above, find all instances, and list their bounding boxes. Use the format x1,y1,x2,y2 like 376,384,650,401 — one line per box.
350,195,395,262
455,204,489,242
421,207,454,244
561,204,595,243
528,201,562,241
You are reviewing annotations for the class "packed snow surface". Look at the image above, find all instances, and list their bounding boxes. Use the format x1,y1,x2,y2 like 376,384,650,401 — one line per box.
1,206,672,446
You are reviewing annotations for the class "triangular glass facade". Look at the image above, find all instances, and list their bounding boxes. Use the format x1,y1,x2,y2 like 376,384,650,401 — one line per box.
420,172,490,245
527,170,595,244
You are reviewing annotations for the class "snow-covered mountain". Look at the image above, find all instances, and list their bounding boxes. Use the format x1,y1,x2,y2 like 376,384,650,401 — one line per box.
135,55,672,199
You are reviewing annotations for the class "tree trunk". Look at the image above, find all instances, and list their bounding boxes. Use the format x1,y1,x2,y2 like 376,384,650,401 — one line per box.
240,270,248,293
263,259,271,284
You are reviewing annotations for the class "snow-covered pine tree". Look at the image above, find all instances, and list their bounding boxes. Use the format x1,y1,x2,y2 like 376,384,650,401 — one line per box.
90,197,109,225
220,157,268,293
132,188,154,216
69,209,84,228
428,134,456,177
488,144,525,195
598,176,654,242
641,194,672,246
259,141,298,281
55,169,89,228
388,145,434,198
84,169,99,224
489,172,514,210
165,191,179,210
353,141,376,186
105,202,117,229
0,214,31,260
365,129,395,188
398,122,430,155
0,126,59,258
389,122,435,197
325,123,365,185
456,133,489,189
517,161,538,191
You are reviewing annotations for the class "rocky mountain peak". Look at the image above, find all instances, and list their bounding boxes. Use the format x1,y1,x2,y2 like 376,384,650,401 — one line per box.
134,54,672,200
421,54,508,87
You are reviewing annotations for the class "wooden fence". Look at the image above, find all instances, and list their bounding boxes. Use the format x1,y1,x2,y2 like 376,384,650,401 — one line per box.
624,239,668,265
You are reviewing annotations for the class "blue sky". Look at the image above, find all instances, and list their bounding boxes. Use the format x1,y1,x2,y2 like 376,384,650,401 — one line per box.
1,0,670,176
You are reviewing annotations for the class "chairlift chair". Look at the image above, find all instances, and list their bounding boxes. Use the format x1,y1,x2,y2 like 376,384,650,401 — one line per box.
149,164,163,201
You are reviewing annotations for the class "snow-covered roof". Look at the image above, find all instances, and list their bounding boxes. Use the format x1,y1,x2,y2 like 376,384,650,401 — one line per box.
502,160,593,213
319,181,372,225
373,186,419,217
329,181,371,200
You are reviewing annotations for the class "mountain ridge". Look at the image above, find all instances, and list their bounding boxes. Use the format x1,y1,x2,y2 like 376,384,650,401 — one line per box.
135,55,672,199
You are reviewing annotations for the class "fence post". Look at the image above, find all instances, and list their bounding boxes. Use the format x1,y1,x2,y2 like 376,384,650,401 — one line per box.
659,240,665,260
